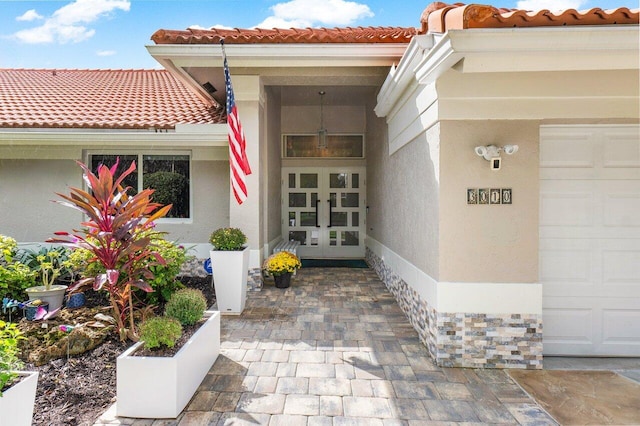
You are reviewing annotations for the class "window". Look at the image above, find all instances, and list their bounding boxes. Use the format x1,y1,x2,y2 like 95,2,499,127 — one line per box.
283,134,364,158
89,153,191,219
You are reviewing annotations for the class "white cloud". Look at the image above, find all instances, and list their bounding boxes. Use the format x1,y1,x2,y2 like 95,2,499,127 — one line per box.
12,0,130,44
188,24,234,30
516,0,588,11
255,0,374,29
97,50,116,56
16,9,43,22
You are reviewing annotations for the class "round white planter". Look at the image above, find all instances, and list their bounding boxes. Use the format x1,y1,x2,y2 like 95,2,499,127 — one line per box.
25,284,68,311
209,247,249,314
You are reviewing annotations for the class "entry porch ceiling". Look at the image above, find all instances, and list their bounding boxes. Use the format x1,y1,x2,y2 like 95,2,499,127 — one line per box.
147,43,403,108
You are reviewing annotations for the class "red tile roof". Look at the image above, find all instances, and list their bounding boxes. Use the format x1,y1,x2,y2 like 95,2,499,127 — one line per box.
151,3,638,46
0,69,224,130
151,26,417,45
420,3,639,33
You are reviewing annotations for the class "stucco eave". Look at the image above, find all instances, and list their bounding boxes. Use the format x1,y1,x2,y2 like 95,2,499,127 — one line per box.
416,26,639,82
374,35,435,117
147,43,409,69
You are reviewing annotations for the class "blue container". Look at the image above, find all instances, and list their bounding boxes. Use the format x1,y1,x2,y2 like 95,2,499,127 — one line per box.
66,292,86,309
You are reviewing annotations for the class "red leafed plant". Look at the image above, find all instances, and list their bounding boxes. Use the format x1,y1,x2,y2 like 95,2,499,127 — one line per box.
49,159,172,341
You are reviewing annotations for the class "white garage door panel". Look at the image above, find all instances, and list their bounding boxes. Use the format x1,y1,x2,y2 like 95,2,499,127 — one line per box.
540,125,640,356
602,309,640,345
543,306,594,344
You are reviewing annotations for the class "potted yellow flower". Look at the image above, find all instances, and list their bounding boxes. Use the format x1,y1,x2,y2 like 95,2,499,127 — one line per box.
262,251,301,288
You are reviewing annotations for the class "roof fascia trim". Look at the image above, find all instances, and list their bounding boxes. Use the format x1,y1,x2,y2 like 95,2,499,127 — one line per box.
0,127,228,147
147,43,409,68
374,35,435,117
417,26,639,81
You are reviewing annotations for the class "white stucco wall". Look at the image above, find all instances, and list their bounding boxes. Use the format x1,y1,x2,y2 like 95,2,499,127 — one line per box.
0,159,82,241
265,87,282,245
366,100,439,277
438,120,540,283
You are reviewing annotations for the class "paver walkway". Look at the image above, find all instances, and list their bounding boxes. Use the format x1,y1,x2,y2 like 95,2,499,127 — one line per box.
97,267,556,425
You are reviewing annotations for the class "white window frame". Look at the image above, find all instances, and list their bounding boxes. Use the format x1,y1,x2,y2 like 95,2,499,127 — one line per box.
85,150,193,224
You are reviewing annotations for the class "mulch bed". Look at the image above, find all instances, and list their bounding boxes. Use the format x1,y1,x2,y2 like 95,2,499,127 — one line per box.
26,276,214,426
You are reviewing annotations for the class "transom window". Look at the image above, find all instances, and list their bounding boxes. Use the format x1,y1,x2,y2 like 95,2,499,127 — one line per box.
88,153,191,219
283,134,364,158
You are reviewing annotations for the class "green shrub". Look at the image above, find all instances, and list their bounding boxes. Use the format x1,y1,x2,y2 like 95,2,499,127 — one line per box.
165,288,207,326
0,262,36,301
0,235,17,265
139,316,182,350
209,227,247,251
145,236,188,305
68,233,188,306
0,320,24,396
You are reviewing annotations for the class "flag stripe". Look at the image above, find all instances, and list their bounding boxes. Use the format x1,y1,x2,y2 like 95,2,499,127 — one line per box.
223,48,251,205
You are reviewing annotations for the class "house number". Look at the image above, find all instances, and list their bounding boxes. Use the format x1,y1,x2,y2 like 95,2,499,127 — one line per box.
467,188,512,205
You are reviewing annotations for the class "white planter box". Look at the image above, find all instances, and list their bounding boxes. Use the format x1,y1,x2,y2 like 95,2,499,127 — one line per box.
116,311,220,418
0,371,39,426
209,247,249,314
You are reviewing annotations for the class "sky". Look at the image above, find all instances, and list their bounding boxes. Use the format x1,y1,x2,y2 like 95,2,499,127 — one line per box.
1,0,637,69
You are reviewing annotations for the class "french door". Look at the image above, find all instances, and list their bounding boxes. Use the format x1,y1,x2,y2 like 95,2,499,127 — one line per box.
282,167,365,258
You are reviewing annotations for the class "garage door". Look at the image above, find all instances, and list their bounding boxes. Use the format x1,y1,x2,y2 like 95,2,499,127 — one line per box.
540,125,640,356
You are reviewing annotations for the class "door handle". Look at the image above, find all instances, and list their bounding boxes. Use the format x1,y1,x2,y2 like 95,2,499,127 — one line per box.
327,199,332,228
315,199,320,227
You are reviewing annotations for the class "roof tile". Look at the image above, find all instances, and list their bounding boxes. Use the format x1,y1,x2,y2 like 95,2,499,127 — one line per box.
151,26,417,45
0,69,224,130
420,3,639,33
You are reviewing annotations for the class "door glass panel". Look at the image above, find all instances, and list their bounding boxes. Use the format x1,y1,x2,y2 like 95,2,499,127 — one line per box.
330,193,337,208
288,173,296,189
329,230,337,246
341,193,359,207
352,174,359,189
330,173,347,188
311,192,318,205
289,193,306,207
300,174,318,188
331,212,347,227
342,231,359,246
310,230,319,246
301,212,316,227
352,212,359,227
289,211,296,226
289,231,306,245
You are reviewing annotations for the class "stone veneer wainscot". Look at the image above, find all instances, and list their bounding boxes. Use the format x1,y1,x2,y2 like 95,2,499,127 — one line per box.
366,248,542,369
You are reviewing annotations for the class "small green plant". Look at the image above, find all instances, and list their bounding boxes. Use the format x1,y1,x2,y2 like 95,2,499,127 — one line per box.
15,246,74,289
0,235,17,265
0,320,24,396
139,316,182,350
165,288,207,326
209,227,247,251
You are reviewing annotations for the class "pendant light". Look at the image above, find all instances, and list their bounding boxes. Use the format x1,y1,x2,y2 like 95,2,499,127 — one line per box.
317,90,327,149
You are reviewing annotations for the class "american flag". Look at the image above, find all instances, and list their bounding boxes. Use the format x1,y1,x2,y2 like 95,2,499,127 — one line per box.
223,43,252,205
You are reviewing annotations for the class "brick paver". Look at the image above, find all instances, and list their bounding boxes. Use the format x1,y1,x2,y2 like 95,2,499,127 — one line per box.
95,267,557,425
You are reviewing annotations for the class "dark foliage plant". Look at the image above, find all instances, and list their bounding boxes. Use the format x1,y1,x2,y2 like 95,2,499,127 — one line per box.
49,159,172,341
